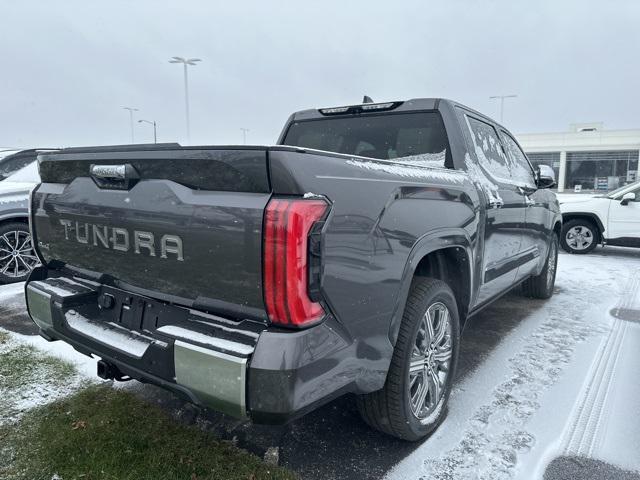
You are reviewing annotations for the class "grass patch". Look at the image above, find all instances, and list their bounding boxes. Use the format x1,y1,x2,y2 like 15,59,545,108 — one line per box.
0,334,81,427
1,385,295,480
0,343,76,391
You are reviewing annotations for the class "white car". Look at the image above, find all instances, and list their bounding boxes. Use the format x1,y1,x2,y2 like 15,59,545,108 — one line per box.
559,180,640,253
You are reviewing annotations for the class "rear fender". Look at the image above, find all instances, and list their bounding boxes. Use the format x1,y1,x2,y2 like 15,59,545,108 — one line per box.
388,228,474,345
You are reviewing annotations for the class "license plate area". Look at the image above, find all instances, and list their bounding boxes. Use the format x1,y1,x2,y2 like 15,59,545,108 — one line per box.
99,286,189,334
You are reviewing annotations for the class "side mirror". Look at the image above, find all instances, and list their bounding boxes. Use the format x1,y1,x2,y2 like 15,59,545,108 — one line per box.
620,192,636,205
536,164,556,189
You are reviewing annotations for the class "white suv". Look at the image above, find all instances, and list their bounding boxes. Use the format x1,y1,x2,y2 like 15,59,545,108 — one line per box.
559,181,640,253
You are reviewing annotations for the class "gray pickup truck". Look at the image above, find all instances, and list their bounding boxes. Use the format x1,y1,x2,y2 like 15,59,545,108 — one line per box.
26,98,560,440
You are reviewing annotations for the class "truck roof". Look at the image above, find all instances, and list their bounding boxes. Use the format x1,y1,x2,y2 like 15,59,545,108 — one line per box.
287,97,499,128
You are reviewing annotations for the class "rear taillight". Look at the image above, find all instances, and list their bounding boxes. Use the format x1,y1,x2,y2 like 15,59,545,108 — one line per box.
263,197,329,328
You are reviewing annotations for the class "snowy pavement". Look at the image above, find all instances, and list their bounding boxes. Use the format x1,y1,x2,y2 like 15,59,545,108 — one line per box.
386,249,640,480
1,246,639,480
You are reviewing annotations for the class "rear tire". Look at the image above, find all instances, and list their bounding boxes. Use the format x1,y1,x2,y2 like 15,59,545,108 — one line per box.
0,222,39,284
522,234,558,299
561,218,598,254
357,278,460,441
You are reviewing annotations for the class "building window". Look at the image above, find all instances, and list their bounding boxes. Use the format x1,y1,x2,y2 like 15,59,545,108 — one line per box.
566,150,639,191
527,152,561,182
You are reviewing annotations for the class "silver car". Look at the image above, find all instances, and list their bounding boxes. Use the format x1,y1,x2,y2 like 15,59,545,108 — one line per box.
0,158,40,283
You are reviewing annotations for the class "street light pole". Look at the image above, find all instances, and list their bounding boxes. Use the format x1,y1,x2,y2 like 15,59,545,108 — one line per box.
240,128,250,145
138,119,157,143
183,63,190,141
169,56,201,142
489,94,517,123
122,106,139,143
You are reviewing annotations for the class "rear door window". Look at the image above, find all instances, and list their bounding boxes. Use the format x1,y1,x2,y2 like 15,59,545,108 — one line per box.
465,116,512,183
283,112,452,168
500,131,536,188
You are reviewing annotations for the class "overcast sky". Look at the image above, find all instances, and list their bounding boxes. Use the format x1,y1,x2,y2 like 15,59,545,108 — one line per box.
2,0,639,148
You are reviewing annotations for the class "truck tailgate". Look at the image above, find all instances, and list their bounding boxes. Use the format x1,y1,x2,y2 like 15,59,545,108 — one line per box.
31,146,270,321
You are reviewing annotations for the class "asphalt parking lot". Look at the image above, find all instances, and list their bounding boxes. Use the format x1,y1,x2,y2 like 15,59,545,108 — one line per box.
2,246,640,480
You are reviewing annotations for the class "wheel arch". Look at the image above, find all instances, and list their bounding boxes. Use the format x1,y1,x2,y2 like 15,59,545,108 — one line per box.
561,212,604,237
0,215,29,226
388,228,474,346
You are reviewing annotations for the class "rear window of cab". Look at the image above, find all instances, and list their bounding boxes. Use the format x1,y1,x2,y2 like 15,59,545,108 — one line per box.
283,112,452,168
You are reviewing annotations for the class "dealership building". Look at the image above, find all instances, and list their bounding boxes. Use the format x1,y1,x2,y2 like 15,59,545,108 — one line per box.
517,123,640,192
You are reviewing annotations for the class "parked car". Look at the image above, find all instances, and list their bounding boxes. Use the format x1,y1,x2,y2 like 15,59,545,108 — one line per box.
559,180,640,253
25,98,560,440
0,160,41,283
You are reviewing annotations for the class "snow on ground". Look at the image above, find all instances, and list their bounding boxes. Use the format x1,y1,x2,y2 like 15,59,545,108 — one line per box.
386,249,640,480
0,282,100,379
0,330,90,427
9,328,101,379
0,282,24,307
0,282,100,427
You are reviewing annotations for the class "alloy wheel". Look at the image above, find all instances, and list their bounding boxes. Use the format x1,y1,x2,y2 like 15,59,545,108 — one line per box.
409,301,453,421
565,225,594,251
0,230,39,279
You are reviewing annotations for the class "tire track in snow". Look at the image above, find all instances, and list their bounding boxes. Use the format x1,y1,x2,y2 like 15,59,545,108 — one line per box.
611,268,640,322
420,311,606,479
563,268,639,457
390,259,624,480
563,318,626,456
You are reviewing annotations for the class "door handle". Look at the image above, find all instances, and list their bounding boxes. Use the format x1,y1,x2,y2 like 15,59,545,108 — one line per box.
518,186,537,195
90,164,140,190
517,187,536,207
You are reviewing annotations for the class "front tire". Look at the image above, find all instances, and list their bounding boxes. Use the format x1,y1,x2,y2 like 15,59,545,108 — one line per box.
0,222,39,284
522,234,558,299
561,218,598,254
357,278,460,441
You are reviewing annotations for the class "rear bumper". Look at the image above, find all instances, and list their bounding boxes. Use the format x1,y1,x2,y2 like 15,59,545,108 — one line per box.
25,268,355,423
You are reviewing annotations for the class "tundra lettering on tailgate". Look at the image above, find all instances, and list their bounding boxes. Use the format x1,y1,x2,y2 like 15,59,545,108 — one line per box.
59,219,184,261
